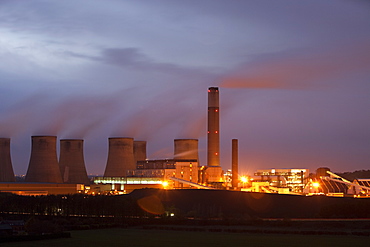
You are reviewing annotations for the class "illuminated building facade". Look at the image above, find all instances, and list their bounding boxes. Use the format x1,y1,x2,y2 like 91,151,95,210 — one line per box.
254,168,309,193
174,161,198,188
304,170,370,197
0,182,84,196
94,159,200,193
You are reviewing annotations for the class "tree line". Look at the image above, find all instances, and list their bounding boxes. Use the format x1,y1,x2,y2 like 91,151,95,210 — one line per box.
0,193,143,218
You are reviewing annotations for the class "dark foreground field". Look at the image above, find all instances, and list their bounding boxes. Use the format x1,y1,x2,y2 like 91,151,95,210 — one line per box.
1,227,369,247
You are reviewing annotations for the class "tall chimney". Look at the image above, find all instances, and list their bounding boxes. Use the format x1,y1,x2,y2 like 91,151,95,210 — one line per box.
59,139,90,184
134,141,147,166
174,139,199,161
0,138,15,182
206,87,222,183
231,139,238,189
104,137,135,177
207,87,220,167
25,136,63,183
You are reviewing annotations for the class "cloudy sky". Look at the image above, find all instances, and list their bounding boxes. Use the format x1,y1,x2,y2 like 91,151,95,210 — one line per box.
0,0,369,176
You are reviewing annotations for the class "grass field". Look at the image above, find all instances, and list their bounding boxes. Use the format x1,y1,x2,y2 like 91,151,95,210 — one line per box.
1,227,369,247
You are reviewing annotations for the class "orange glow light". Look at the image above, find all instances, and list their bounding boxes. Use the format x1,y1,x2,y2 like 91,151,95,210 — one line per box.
162,181,169,188
240,176,248,183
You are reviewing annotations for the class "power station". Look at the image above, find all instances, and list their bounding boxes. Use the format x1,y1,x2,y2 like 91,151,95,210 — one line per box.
1,87,369,197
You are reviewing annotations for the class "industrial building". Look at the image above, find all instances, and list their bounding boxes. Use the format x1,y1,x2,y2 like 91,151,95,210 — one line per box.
0,183,84,196
93,138,202,193
253,168,309,193
304,168,370,197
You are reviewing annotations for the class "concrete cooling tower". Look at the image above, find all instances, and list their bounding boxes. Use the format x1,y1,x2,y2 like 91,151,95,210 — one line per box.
59,139,90,185
134,141,147,164
25,136,63,183
0,138,15,182
174,139,199,161
104,137,135,177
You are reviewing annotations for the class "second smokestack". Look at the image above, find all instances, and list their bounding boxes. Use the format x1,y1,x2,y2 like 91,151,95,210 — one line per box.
231,139,238,189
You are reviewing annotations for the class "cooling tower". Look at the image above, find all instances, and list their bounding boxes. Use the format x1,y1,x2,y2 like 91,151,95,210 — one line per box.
25,136,63,183
231,139,238,189
174,139,199,161
134,141,147,165
0,138,15,182
59,139,90,184
104,137,135,177
207,87,220,167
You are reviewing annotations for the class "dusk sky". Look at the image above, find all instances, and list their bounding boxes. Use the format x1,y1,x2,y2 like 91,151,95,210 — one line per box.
1,0,369,176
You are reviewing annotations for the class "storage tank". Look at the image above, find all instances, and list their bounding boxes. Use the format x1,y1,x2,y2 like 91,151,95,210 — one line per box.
0,138,15,182
174,139,199,161
104,137,135,177
59,139,90,184
25,136,63,183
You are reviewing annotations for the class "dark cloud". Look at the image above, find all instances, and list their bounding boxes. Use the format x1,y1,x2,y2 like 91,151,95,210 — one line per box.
65,47,223,79
221,41,370,90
